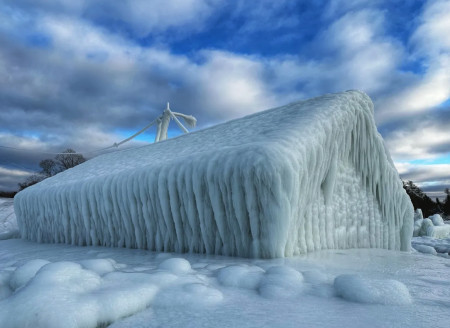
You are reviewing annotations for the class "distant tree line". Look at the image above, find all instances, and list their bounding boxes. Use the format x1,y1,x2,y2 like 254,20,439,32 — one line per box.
0,191,17,198
18,149,86,191
403,180,450,218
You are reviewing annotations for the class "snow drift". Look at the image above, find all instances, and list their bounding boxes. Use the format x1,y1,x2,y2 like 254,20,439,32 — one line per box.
14,91,413,258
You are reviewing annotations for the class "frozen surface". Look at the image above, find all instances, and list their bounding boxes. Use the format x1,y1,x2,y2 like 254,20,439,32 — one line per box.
15,91,413,257
0,239,449,328
0,198,19,240
412,236,450,258
412,244,437,255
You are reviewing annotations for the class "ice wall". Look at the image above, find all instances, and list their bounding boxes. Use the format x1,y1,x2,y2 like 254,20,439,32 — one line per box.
14,91,414,258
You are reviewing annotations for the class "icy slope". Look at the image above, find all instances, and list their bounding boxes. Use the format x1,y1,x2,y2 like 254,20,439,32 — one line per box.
14,91,413,258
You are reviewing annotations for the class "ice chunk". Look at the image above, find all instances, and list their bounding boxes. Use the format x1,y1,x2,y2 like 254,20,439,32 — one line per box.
413,244,437,255
427,225,450,239
419,218,450,238
414,209,423,221
413,218,423,237
430,214,444,226
14,91,413,258
334,274,411,305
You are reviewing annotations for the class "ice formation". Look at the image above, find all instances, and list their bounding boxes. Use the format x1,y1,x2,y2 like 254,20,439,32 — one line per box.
413,210,450,238
14,91,413,258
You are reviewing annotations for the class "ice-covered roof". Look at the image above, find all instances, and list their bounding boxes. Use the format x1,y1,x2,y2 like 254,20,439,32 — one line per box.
34,90,373,187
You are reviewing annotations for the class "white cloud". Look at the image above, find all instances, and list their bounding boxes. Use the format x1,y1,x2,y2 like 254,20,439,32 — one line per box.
190,51,278,119
376,0,450,123
117,0,219,37
410,0,450,56
2,0,219,38
395,162,450,186
0,166,32,178
386,125,450,160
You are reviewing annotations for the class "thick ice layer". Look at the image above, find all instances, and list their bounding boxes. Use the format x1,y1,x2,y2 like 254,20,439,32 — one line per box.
14,91,413,258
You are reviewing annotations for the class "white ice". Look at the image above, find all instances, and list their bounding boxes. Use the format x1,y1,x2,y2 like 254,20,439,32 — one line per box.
14,91,413,258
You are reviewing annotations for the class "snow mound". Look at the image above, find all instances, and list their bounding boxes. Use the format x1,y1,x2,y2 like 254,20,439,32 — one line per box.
158,258,191,274
0,260,158,328
216,265,265,289
9,259,50,290
334,274,411,305
15,91,413,258
78,258,124,275
258,266,304,299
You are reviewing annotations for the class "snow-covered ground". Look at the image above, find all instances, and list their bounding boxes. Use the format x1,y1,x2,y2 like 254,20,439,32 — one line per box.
1,199,450,328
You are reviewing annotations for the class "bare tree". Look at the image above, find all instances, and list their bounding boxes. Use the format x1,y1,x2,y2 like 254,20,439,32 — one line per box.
18,174,45,191
55,149,86,171
18,149,86,191
39,158,58,177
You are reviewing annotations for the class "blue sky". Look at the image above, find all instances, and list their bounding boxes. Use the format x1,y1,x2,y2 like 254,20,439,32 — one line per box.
0,0,449,197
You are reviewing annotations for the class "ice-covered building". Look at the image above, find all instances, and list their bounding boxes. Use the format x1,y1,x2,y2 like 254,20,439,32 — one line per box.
15,91,413,258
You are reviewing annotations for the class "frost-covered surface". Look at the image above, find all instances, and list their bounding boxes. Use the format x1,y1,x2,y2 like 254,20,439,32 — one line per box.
0,198,19,240
15,91,413,257
1,239,449,328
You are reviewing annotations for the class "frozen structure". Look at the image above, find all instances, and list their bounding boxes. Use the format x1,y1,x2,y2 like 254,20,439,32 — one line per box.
14,91,413,258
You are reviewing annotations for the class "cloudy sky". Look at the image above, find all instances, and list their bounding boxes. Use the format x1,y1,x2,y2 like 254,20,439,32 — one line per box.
0,0,449,197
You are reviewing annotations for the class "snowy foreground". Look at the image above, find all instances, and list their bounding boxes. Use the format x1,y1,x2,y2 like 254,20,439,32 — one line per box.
1,199,450,328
